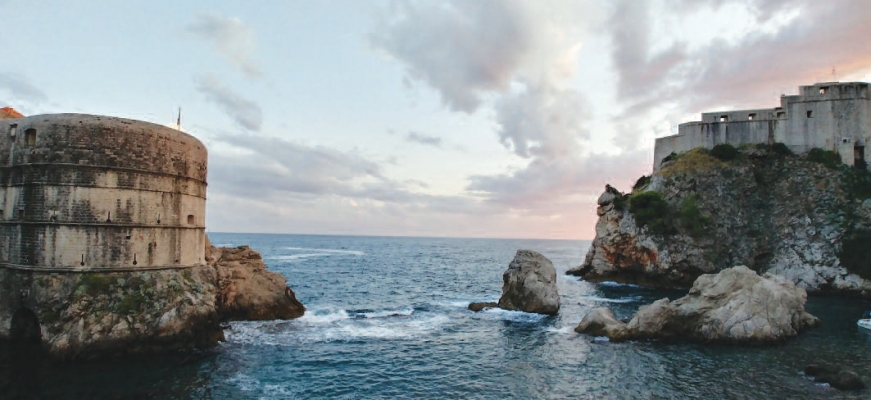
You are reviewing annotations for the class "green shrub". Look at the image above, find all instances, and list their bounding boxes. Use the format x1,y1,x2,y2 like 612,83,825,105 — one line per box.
628,191,671,234
842,167,871,199
710,143,738,161
678,195,709,237
806,148,841,168
755,142,793,157
661,152,678,164
632,175,651,191
79,274,111,296
118,292,148,314
839,228,871,280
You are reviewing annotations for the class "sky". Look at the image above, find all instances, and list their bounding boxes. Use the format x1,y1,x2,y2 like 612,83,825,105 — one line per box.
2,0,871,240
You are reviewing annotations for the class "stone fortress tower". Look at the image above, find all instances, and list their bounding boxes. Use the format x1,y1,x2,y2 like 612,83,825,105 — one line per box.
654,82,871,171
0,110,207,272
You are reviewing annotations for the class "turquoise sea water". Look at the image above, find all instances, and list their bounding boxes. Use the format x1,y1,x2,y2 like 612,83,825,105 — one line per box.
2,233,871,399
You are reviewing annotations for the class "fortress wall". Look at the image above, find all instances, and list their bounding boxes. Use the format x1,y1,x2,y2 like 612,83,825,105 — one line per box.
654,120,779,170
0,114,207,271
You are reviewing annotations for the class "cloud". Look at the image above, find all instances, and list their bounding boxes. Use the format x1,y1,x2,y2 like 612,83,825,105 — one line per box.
0,73,47,103
195,75,262,131
406,131,442,147
370,0,588,113
186,13,261,77
610,0,871,117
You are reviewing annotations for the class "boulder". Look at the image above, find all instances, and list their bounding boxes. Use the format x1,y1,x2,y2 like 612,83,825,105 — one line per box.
576,266,819,344
574,307,629,341
208,243,306,320
805,364,865,390
468,302,499,312
498,250,560,315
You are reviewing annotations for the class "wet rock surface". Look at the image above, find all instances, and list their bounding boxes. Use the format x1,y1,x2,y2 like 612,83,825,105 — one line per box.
805,364,866,391
575,266,819,344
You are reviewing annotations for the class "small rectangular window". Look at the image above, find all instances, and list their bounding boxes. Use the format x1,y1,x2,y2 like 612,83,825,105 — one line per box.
25,129,36,145
819,87,828,95
777,111,786,118
720,115,728,122
187,214,195,225
748,113,756,120
807,110,813,118
8,124,17,137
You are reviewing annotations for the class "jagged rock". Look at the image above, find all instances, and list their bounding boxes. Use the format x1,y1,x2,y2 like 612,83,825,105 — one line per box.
208,241,306,321
576,266,819,344
574,307,629,340
468,302,499,312
570,146,871,296
498,250,560,315
805,364,865,390
0,236,304,359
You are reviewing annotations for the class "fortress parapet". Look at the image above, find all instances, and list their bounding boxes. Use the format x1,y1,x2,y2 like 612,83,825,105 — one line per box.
0,113,207,271
654,82,871,171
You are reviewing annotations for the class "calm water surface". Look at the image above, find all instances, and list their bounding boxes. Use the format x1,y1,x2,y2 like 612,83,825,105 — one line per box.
2,233,870,399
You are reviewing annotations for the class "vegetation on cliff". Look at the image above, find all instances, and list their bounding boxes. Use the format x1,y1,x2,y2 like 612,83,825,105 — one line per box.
571,143,871,297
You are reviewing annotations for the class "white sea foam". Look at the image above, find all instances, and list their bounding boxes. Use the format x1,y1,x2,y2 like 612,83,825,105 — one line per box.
266,253,338,261
478,307,547,323
544,326,573,334
579,296,638,303
360,306,414,319
225,305,446,345
227,372,295,400
598,281,642,288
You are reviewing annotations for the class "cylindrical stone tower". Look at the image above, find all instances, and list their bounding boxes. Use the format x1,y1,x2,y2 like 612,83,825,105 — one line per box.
0,113,207,271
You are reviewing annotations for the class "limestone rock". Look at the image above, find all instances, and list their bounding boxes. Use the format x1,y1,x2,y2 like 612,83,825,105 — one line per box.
805,364,866,390
576,266,819,344
574,307,629,341
571,146,871,297
208,243,306,321
498,250,560,315
468,302,499,312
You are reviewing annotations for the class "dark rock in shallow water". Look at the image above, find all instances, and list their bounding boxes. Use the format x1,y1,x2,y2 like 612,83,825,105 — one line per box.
468,302,498,312
498,250,560,315
805,364,865,390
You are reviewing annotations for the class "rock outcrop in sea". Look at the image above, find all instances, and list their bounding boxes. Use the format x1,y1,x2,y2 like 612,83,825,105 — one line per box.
470,249,560,315
569,145,871,297
575,266,820,343
8,236,304,360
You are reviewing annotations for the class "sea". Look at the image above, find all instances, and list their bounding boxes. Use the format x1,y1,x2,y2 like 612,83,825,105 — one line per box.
2,233,871,399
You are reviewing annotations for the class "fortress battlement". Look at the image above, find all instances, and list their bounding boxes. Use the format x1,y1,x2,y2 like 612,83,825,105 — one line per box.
654,82,871,171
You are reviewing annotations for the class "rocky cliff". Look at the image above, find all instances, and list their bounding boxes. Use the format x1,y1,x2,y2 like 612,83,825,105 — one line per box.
568,144,871,297
1,236,304,359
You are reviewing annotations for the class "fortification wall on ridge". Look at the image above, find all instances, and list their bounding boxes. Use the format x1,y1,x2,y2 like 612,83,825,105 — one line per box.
0,114,208,271
654,82,871,171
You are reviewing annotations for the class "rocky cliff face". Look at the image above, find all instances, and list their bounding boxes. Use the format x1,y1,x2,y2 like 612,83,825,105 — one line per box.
0,236,304,359
568,145,871,297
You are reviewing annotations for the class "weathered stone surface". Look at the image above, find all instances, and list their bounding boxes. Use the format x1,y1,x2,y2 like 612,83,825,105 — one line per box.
0,236,305,359
498,250,560,315
574,307,629,341
468,302,499,312
208,241,306,321
805,364,866,390
576,266,819,344
570,146,871,296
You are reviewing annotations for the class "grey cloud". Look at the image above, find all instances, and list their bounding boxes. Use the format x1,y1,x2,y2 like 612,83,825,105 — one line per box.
186,13,261,77
406,131,442,147
195,75,262,131
495,82,590,159
370,0,531,112
0,73,47,103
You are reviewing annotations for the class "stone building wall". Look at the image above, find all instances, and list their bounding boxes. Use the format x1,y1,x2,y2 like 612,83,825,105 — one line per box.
654,82,871,171
0,114,207,271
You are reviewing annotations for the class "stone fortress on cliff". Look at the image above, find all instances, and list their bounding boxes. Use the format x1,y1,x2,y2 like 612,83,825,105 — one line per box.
0,108,208,344
654,82,871,171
